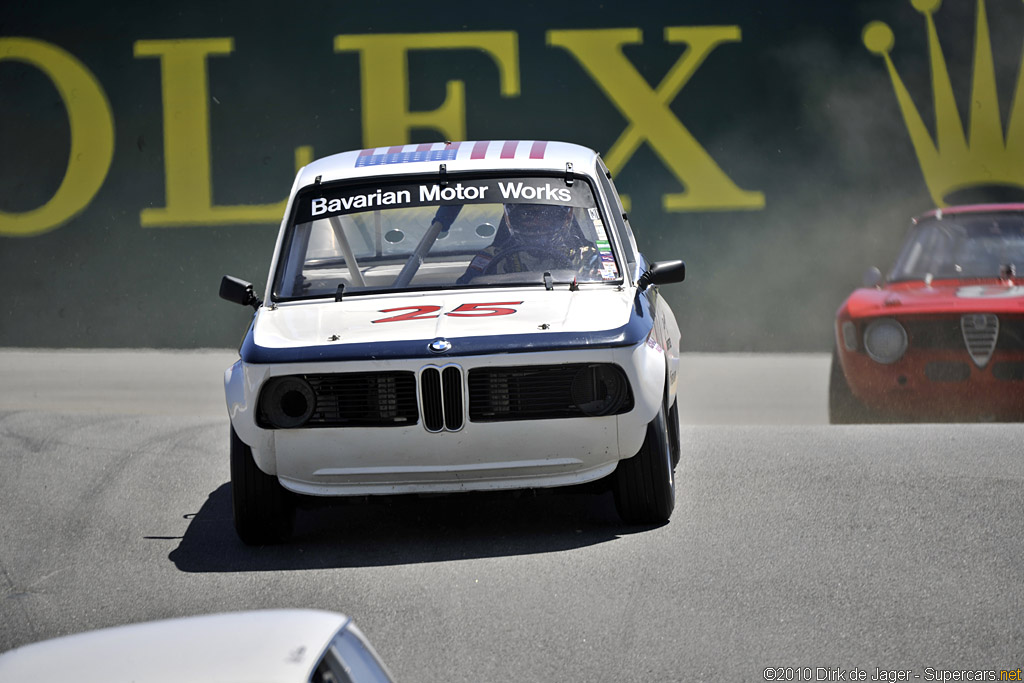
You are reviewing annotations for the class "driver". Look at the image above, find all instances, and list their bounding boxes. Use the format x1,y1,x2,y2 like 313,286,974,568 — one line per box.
456,203,600,284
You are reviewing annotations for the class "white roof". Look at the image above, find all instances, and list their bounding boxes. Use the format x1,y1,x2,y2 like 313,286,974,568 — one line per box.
297,139,601,187
0,609,350,683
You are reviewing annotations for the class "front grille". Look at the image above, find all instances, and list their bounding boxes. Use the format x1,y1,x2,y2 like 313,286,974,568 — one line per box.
442,367,464,430
995,318,1024,350
304,372,417,427
420,365,464,432
961,314,999,368
468,364,633,422
904,319,963,349
421,368,443,431
904,316,1024,356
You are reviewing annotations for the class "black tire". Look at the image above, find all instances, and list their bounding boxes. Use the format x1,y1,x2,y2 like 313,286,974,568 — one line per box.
230,426,295,545
667,398,681,468
828,348,874,424
613,405,675,524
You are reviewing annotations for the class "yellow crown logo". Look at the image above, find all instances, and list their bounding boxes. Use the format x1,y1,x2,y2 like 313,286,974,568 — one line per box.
864,0,1024,206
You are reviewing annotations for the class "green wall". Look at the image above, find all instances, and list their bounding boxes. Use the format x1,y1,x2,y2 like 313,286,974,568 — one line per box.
2,0,1022,351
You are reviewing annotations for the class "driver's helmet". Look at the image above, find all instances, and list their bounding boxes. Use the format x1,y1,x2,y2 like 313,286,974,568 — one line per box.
503,203,574,244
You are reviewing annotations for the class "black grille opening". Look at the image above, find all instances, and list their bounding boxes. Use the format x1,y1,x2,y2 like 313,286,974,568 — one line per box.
258,372,418,428
442,366,464,431
992,362,1024,381
905,316,1024,351
996,318,1024,350
904,319,963,349
468,364,633,422
421,368,444,432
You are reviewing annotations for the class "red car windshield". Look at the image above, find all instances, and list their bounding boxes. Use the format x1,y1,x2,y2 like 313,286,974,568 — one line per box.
889,212,1024,282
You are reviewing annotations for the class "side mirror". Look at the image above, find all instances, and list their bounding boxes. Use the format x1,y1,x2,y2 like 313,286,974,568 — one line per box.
220,275,261,310
637,260,685,291
862,267,883,288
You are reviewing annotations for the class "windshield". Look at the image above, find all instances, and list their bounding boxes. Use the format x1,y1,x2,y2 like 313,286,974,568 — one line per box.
888,211,1024,282
273,175,620,300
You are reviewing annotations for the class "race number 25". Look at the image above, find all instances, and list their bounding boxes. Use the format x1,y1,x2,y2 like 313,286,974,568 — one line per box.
372,302,523,323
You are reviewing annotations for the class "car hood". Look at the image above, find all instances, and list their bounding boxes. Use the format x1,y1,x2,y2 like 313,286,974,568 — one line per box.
0,610,350,683
843,279,1024,318
252,287,636,351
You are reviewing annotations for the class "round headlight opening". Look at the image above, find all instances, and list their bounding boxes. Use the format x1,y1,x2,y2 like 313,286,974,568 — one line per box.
261,376,316,428
571,364,631,416
863,319,908,364
280,389,310,418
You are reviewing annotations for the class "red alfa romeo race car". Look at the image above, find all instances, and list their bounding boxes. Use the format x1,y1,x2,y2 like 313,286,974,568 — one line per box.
831,203,1024,423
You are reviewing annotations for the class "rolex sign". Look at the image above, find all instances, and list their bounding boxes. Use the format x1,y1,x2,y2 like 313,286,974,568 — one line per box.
1,0,1022,351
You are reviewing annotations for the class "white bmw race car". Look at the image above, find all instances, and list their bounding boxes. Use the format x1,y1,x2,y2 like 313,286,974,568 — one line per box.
221,140,686,544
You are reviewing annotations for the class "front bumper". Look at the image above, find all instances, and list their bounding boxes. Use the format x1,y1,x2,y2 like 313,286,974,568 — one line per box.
225,343,666,495
838,347,1024,421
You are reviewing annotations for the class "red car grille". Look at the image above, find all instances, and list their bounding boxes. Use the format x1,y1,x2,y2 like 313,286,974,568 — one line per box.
960,314,999,368
902,317,1024,353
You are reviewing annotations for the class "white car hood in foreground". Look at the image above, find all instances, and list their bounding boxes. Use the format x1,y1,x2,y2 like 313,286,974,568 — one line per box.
254,287,636,350
0,609,349,683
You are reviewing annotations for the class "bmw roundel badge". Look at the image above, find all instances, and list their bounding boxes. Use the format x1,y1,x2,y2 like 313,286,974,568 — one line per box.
429,338,452,353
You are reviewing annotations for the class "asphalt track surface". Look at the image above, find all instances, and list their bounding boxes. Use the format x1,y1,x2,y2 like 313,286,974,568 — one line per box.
1,350,1021,681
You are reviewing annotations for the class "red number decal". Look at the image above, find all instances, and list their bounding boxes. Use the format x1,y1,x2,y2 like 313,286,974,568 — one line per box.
373,302,521,322
446,302,522,317
372,305,442,323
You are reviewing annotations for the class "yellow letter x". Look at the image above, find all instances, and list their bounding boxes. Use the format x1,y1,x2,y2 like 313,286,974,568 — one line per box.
548,27,764,212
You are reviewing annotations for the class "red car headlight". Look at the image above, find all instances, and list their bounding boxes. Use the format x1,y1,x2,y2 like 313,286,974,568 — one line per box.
863,318,908,364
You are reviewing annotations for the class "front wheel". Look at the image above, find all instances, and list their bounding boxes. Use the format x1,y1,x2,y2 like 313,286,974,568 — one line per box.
230,427,295,545
613,406,675,524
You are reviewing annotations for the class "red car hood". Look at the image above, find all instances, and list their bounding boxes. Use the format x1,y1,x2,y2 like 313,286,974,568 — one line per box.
843,279,1024,318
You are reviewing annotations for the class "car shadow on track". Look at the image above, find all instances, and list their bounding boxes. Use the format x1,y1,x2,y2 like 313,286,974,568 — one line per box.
168,483,654,572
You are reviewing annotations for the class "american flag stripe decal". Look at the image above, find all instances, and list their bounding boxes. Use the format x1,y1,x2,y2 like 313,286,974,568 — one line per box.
352,141,548,167
471,141,489,159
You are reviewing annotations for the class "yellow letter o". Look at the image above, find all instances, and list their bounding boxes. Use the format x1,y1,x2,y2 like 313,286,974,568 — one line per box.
0,38,114,237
